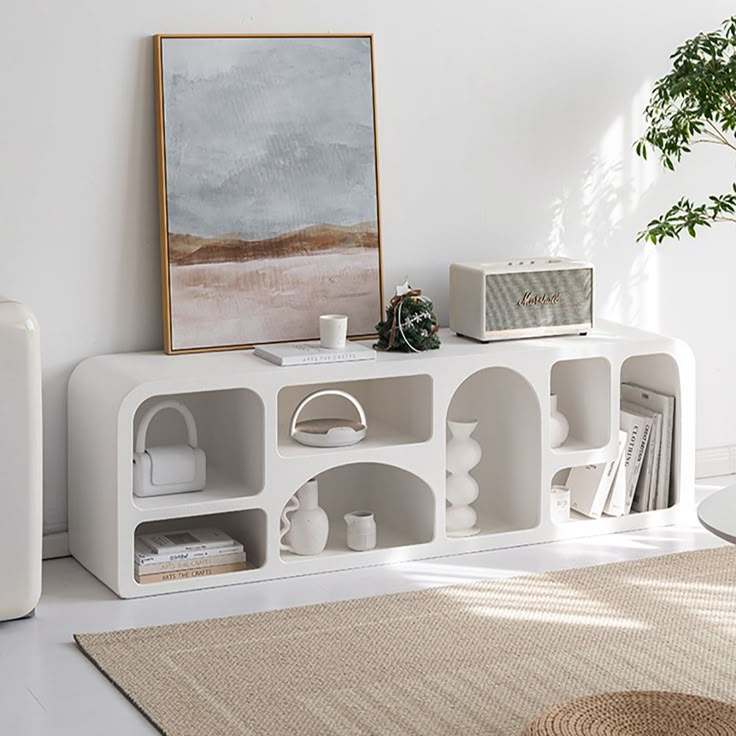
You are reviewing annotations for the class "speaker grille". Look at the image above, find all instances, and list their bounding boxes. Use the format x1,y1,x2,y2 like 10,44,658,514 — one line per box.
485,268,592,332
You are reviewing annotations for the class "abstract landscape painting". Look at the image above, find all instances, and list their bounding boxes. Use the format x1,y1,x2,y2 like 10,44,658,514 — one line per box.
155,35,383,352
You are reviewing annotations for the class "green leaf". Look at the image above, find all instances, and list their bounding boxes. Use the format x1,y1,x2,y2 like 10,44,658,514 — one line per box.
635,15,736,243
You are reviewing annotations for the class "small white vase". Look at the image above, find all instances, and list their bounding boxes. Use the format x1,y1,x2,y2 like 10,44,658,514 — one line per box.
280,479,329,556
549,394,570,448
344,511,376,551
446,419,481,537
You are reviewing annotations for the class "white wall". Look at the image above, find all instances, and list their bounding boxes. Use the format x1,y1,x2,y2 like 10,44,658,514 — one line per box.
2,0,734,535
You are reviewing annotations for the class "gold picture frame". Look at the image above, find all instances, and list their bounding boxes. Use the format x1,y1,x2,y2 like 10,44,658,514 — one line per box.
154,34,384,354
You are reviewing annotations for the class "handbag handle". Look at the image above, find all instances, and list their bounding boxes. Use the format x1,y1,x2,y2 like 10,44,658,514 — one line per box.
135,400,199,455
289,389,367,438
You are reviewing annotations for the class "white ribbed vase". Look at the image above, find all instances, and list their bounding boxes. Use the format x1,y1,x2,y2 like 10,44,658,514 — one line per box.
446,419,481,537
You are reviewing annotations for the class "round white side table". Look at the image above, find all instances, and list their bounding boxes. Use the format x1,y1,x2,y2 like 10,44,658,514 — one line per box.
697,485,736,544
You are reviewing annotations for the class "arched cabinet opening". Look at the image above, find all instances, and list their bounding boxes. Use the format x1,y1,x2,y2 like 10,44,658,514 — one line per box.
446,367,541,536
279,463,435,562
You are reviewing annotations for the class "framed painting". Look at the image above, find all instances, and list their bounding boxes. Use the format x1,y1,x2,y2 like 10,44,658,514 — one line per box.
154,34,384,353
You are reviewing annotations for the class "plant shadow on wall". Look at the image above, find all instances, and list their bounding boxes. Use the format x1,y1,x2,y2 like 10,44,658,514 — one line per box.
546,150,660,327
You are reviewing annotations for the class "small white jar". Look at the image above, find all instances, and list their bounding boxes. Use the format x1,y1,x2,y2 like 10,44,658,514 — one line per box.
344,511,376,551
550,485,571,523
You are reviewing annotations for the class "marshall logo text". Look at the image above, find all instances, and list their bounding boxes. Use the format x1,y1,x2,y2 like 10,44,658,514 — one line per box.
517,291,561,307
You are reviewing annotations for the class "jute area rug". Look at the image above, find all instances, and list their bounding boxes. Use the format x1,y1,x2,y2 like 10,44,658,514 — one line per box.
75,547,736,736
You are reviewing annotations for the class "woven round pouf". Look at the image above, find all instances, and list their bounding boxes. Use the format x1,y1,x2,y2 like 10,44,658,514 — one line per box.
523,691,736,736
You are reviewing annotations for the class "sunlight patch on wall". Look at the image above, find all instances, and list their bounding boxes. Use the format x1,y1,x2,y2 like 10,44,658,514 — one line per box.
548,190,568,257
582,115,625,254
629,77,659,212
545,77,664,332
600,242,660,329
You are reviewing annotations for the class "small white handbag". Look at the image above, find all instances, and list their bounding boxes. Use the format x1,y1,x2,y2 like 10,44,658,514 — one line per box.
133,400,206,497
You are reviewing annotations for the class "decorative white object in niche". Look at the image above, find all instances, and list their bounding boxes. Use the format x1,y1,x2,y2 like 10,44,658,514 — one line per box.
549,394,570,448
289,389,367,448
131,389,264,511
279,479,329,555
445,419,481,537
446,366,542,536
550,357,611,452
344,511,377,551
277,375,433,457
280,463,435,563
132,400,206,498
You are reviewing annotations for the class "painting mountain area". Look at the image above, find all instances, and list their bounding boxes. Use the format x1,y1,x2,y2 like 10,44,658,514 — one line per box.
156,35,383,351
168,223,380,349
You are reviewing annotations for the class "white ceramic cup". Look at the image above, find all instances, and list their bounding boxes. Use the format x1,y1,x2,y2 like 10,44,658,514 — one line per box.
319,314,348,349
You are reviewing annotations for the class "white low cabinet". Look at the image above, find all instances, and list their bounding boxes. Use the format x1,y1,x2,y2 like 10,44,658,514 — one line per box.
68,321,695,598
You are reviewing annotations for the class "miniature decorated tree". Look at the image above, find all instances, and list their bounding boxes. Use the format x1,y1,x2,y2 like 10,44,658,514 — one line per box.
374,281,440,353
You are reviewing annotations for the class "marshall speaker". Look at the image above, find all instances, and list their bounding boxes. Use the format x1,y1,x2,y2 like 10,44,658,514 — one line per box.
450,258,593,341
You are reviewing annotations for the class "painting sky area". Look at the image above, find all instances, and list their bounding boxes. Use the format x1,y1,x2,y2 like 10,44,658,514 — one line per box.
162,36,379,240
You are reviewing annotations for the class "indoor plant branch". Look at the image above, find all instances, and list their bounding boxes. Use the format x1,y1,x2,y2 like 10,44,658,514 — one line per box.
635,15,736,243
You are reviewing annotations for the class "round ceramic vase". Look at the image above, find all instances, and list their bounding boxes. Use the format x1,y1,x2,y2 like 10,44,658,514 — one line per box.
549,394,570,448
280,479,329,556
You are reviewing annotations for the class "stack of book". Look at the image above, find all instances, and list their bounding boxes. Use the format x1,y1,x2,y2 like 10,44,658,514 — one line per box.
566,382,675,519
135,527,247,584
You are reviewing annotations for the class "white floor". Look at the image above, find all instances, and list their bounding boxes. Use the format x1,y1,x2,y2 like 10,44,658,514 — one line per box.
1,479,731,735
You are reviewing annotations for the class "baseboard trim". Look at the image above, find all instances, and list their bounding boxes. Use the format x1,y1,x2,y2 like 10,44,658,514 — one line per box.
42,531,70,560
696,445,736,479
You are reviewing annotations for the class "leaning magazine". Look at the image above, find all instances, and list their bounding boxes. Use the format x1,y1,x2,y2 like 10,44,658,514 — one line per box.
619,409,653,514
567,430,627,519
622,382,675,511
622,400,662,514
602,432,629,517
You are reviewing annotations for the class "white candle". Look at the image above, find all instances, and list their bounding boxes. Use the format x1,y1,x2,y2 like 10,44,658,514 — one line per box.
550,485,571,523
